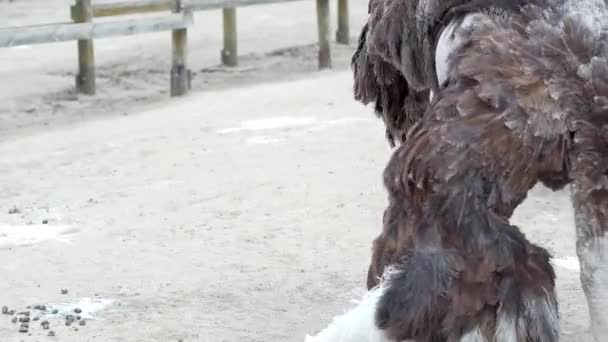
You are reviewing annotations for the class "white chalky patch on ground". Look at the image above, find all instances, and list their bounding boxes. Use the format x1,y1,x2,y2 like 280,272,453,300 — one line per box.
218,116,317,134
220,117,373,145
47,297,115,320
0,223,77,246
247,135,285,145
554,256,581,272
218,116,372,135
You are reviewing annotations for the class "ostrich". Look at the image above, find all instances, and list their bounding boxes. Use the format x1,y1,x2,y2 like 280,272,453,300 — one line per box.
306,2,608,342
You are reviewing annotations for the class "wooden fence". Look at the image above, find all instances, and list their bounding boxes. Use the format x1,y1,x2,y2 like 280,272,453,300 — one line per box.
0,0,349,97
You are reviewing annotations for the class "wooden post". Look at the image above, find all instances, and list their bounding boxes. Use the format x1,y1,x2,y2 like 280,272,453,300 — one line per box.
171,0,189,96
74,0,96,95
336,0,349,44
221,8,238,66
316,0,331,69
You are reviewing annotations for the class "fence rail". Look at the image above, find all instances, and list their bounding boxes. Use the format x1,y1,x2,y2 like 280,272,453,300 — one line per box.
1,0,349,97
0,11,192,47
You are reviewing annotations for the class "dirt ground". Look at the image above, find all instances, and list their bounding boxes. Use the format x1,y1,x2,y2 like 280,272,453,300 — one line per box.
0,1,598,341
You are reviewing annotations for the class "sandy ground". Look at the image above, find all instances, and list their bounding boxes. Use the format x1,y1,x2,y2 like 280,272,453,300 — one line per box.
0,1,598,342
0,0,368,142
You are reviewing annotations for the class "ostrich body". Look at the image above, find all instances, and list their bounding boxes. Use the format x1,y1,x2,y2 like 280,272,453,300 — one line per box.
347,2,608,341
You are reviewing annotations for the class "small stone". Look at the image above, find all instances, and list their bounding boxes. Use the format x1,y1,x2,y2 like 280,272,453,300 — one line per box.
76,315,81,320
66,314,74,322
19,311,29,316
8,206,20,214
33,317,39,321
51,309,58,314
1,306,8,314
42,219,49,224
60,289,68,295
7,310,15,315
74,328,79,331
65,321,71,327
11,317,17,324
74,308,82,314
39,305,46,311
20,323,29,329
79,320,86,326
48,331,55,337
18,326,28,333
18,317,30,323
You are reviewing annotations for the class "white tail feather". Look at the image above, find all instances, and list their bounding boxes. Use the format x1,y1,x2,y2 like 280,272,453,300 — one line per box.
304,285,391,342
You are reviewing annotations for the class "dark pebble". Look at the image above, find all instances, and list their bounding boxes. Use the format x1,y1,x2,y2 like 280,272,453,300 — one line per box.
11,317,17,324
48,331,55,337
66,314,74,322
42,324,50,330
8,207,20,214
65,321,71,327
39,305,46,311
20,323,29,328
18,317,30,323
26,306,32,309
18,326,28,333
79,320,86,326
7,310,15,315
60,289,68,295
1,306,8,314
76,315,81,320
74,328,79,331
74,308,82,314
42,219,49,224
33,317,39,321
51,309,58,314
19,311,30,316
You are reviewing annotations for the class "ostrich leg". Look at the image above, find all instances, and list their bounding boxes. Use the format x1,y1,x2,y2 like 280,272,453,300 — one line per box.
571,180,608,341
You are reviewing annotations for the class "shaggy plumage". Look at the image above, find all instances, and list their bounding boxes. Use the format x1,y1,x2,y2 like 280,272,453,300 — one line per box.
351,0,565,146
354,5,608,342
